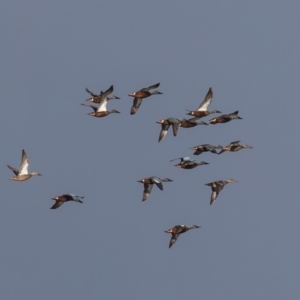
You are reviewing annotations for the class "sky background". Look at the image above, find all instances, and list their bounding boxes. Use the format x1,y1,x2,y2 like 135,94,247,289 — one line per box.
0,1,299,299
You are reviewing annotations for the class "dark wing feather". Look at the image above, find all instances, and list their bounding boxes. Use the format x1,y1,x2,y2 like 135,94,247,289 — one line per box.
7,165,19,175
130,98,143,115
143,184,153,201
102,85,114,98
141,83,160,92
85,88,98,97
169,233,179,248
171,123,180,136
81,103,97,112
50,201,64,209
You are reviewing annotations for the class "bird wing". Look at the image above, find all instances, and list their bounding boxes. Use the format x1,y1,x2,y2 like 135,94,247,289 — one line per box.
18,149,29,175
81,103,97,112
197,87,213,111
229,141,240,146
171,122,180,136
210,182,225,204
96,98,108,112
143,184,153,201
50,201,64,209
151,177,163,191
7,165,19,175
169,233,179,248
85,88,98,97
159,178,173,182
102,85,114,98
158,124,170,142
130,98,143,115
141,83,160,92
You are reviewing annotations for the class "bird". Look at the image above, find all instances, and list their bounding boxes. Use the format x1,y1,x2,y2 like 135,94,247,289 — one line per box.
205,179,238,205
209,111,242,124
129,83,163,115
218,141,253,154
7,149,42,181
81,90,120,117
137,176,173,201
156,118,181,142
85,85,120,104
177,117,208,128
51,194,84,209
191,144,223,155
164,224,200,248
186,87,221,118
170,157,209,169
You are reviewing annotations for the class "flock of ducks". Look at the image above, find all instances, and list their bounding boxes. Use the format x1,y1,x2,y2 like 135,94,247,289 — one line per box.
7,84,252,248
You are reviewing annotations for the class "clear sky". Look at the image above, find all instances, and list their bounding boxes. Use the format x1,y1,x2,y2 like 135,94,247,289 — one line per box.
0,1,299,299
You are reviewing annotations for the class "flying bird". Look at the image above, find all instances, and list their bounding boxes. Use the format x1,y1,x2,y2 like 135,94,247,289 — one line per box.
177,117,208,128
186,87,221,118
191,144,223,155
156,118,181,142
129,83,163,115
209,111,242,124
85,85,120,104
205,179,237,205
137,176,173,201
218,141,253,154
7,149,42,181
164,224,200,248
170,157,209,169
51,194,84,209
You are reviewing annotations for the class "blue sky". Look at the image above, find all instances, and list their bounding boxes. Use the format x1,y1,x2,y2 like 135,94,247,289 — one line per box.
0,1,299,299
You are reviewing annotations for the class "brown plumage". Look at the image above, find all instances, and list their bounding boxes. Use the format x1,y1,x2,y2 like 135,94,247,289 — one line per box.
210,111,242,124
164,224,200,248
218,141,253,154
129,83,163,115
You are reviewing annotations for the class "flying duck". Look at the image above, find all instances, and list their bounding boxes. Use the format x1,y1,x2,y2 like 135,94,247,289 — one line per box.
129,83,163,115
164,224,200,248
7,149,42,181
137,176,173,201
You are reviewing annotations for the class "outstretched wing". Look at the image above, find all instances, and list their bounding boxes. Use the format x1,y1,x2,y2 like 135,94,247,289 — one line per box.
101,85,114,98
85,88,98,97
141,83,160,92
197,87,213,111
50,201,64,209
158,124,170,142
171,122,180,136
7,165,19,176
169,233,179,248
151,177,163,191
143,184,153,201
19,149,29,175
130,98,143,115
81,103,97,112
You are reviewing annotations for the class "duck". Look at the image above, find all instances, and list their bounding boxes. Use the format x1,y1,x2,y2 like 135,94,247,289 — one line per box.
85,85,120,103
209,111,242,124
205,179,237,205
191,144,223,155
7,149,42,181
129,83,163,115
81,89,120,117
177,117,208,128
170,157,209,169
137,176,173,201
51,194,84,209
186,87,221,118
218,141,253,154
156,118,181,142
164,224,200,248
